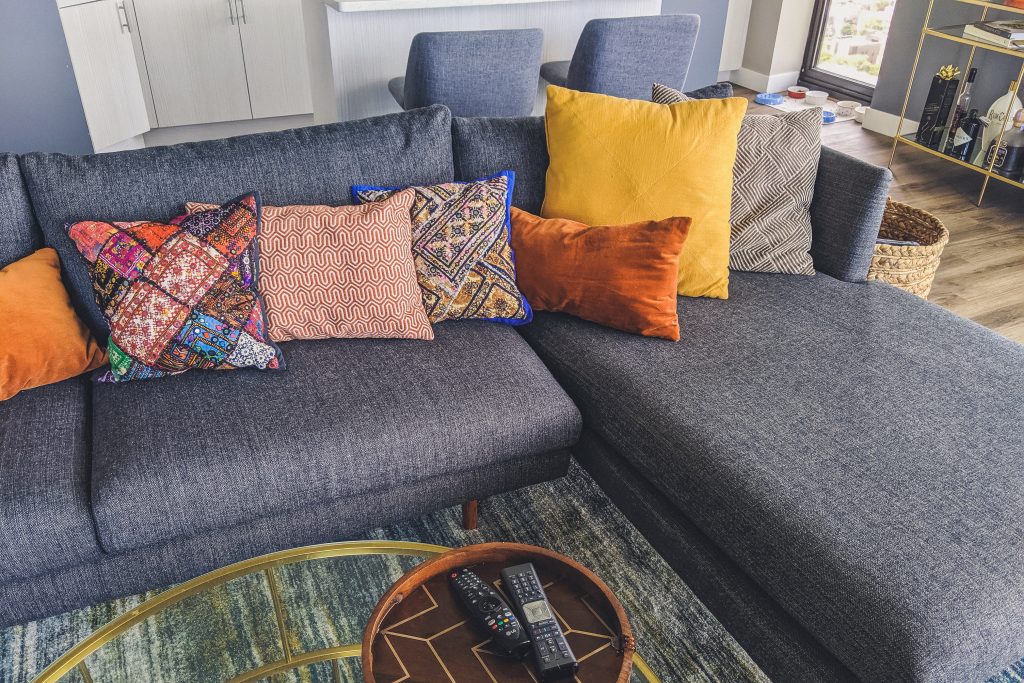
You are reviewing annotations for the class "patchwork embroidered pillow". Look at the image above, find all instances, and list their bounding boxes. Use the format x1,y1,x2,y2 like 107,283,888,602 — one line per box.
352,171,532,325
67,193,283,383
186,191,433,343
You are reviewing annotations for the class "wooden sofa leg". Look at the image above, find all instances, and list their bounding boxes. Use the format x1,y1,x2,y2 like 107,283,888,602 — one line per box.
462,500,479,530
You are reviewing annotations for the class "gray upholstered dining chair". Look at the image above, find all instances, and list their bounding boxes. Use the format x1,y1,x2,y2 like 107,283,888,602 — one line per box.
540,15,701,100
388,29,544,117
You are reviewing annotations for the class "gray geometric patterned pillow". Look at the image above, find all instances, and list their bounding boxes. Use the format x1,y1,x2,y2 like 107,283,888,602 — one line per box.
653,83,820,275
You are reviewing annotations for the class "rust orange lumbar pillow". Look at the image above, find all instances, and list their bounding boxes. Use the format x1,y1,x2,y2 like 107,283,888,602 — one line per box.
510,208,691,341
0,248,107,401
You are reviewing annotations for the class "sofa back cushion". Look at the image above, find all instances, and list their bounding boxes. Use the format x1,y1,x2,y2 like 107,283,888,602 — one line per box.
20,105,455,342
0,154,41,269
453,117,548,215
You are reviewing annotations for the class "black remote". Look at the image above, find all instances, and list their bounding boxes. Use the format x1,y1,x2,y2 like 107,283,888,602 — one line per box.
500,563,578,681
448,567,531,658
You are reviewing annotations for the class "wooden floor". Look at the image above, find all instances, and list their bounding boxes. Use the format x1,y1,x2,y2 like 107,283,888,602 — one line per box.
742,89,1024,343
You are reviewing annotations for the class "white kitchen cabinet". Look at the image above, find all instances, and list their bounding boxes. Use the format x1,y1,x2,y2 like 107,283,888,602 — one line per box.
132,0,253,127
130,0,312,127
237,0,314,119
59,0,151,151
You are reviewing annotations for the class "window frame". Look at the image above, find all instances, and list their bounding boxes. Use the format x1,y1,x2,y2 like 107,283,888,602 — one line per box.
799,0,878,103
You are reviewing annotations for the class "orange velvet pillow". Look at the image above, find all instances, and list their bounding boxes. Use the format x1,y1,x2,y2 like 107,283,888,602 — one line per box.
510,209,691,341
0,249,107,400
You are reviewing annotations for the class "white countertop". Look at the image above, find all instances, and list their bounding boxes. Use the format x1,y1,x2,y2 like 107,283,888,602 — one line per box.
326,0,570,12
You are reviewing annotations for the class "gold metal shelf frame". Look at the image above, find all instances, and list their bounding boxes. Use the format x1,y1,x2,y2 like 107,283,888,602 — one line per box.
888,0,1024,205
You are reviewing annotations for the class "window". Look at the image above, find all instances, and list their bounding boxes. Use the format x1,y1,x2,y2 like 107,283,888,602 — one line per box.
800,0,896,101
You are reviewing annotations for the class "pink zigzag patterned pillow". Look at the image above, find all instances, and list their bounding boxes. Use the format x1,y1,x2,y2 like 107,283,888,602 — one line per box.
187,189,432,343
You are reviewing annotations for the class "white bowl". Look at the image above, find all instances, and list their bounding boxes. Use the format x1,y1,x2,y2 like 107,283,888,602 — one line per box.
836,100,860,117
854,106,869,124
806,91,829,106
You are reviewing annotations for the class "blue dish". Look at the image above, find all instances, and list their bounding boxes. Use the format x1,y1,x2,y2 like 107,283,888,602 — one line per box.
822,110,837,124
755,92,785,106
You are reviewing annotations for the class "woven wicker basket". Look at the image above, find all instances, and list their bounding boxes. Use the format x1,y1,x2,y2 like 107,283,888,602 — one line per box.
867,199,949,299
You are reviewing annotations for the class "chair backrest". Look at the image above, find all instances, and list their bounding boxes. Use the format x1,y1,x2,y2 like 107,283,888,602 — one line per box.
403,29,544,117
566,15,700,100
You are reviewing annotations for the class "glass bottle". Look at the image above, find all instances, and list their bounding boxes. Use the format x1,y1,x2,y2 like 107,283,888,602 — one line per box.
985,109,1024,179
944,67,978,154
973,80,1023,165
949,109,984,162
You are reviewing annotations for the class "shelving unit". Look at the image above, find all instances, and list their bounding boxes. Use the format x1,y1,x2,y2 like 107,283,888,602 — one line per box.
888,0,1024,205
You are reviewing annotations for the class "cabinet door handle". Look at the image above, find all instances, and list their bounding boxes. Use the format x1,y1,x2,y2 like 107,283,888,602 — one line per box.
227,0,236,24
116,1,130,33
235,0,247,25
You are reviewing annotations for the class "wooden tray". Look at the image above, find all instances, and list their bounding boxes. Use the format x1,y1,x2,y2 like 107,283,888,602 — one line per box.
362,543,634,682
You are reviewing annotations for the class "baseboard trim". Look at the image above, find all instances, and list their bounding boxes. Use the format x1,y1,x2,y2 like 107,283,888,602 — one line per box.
731,68,801,93
98,135,146,154
863,108,919,138
143,114,314,148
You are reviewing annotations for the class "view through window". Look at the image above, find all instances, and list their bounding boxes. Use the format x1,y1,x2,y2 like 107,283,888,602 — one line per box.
812,0,896,88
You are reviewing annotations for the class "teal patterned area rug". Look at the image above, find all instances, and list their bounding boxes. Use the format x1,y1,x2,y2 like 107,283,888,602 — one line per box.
0,461,769,683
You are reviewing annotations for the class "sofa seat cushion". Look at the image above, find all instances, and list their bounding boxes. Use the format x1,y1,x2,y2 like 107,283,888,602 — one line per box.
517,272,1024,683
0,378,103,582
91,322,581,553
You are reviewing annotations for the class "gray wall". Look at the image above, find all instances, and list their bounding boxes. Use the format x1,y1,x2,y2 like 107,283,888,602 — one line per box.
0,0,92,154
0,0,730,154
742,0,783,72
871,0,1021,121
663,0,729,89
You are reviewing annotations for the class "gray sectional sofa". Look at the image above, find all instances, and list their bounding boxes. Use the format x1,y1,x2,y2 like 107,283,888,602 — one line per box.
2,104,1022,683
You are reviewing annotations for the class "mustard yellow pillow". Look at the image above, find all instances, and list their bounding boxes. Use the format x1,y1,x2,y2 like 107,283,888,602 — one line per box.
541,85,747,299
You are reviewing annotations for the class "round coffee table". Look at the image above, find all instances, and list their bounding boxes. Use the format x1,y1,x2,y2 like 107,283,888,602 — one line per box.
32,541,661,683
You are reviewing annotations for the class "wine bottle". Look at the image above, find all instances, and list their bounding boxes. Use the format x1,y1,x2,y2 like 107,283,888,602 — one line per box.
949,109,984,162
944,68,978,154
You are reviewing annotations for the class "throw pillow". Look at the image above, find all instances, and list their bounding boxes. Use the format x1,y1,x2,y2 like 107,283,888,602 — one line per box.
652,83,820,275
0,249,107,400
510,209,691,341
67,194,283,383
352,171,532,325
680,82,735,100
541,85,746,300
186,191,433,343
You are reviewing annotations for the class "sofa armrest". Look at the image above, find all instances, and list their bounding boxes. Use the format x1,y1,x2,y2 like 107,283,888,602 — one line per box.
810,147,893,282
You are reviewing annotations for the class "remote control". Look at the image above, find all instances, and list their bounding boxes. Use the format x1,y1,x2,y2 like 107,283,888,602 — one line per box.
448,567,531,658
500,563,578,681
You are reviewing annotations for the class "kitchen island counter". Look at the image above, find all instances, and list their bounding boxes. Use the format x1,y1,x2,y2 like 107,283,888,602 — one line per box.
303,0,661,122
327,0,572,13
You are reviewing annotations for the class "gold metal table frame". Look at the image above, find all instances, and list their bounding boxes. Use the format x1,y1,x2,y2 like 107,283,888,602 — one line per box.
32,541,662,683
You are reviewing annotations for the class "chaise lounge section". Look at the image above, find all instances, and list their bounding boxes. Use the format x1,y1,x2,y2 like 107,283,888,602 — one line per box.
452,114,1024,683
